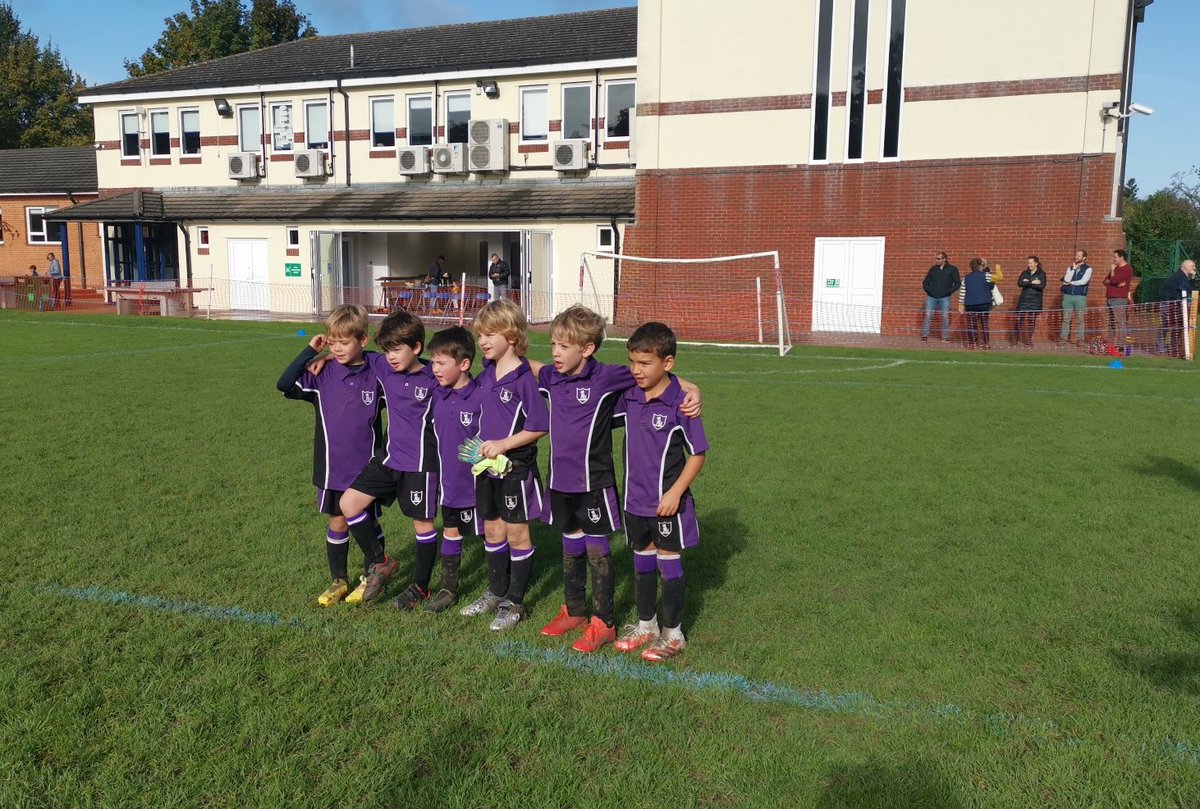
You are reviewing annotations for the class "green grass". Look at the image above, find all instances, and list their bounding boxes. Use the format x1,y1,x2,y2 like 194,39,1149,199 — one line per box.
2,311,1200,808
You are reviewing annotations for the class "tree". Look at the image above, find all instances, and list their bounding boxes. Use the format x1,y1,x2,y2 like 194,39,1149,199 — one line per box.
125,0,316,78
1124,172,1200,245
0,2,93,149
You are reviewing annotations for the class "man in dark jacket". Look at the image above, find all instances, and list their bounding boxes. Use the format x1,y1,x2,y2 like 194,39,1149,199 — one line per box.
921,252,961,341
488,253,510,301
1159,259,1196,357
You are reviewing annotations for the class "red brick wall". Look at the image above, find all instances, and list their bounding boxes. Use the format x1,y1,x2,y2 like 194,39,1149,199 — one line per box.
622,153,1125,339
0,195,106,289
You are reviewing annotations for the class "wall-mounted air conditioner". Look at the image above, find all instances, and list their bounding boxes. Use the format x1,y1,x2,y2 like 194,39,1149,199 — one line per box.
398,146,431,175
227,152,261,179
468,118,509,172
552,140,589,171
431,144,467,173
294,150,328,178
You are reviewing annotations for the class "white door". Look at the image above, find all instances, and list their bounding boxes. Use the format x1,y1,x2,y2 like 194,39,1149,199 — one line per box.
522,230,554,323
228,238,269,310
812,237,885,332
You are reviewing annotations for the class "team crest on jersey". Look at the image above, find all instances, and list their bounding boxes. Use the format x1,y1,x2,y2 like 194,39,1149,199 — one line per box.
459,411,473,426
651,413,668,430
587,507,602,523
460,509,473,523
499,388,512,403
414,386,429,401
410,490,423,505
361,390,375,405
576,387,591,404
658,521,673,538
504,495,519,510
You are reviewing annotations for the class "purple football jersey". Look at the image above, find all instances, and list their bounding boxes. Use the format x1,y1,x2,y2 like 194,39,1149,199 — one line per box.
366,353,438,473
432,376,483,509
617,374,709,517
281,349,384,490
538,359,635,493
477,357,549,471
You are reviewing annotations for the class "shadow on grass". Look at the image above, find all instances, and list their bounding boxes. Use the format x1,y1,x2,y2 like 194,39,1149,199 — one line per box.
1111,603,1200,696
814,759,964,809
1130,456,1200,493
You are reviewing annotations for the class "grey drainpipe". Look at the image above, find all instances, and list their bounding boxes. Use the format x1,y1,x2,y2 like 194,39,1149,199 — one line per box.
177,222,193,287
338,80,351,186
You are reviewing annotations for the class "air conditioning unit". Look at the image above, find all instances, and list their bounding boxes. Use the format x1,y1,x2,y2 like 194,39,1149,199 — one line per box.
552,139,589,171
227,152,261,179
294,150,328,178
397,146,430,175
468,118,509,172
430,143,467,174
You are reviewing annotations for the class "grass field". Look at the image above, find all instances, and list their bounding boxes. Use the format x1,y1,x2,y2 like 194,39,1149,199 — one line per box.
2,310,1200,808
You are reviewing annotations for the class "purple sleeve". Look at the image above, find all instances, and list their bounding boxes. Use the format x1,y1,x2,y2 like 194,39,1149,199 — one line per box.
681,413,709,455
522,374,550,432
602,362,636,393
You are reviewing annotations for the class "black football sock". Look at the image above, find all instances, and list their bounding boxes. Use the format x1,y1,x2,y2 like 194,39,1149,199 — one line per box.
562,534,587,616
634,549,658,623
347,511,385,567
658,555,685,630
413,530,438,590
485,541,510,597
505,545,536,604
326,529,350,581
585,536,614,627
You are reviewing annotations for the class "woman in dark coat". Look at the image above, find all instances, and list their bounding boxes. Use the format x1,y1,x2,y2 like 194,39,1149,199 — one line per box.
958,257,994,349
1014,255,1046,346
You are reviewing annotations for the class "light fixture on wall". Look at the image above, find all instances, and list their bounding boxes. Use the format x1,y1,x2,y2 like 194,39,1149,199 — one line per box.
476,80,499,99
214,97,233,117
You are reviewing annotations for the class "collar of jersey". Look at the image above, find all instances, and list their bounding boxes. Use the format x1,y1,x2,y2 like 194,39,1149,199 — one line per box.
544,357,599,386
437,374,478,400
627,373,682,406
491,357,530,385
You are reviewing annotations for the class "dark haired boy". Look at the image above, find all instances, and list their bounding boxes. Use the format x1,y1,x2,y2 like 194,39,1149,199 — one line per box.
613,322,708,662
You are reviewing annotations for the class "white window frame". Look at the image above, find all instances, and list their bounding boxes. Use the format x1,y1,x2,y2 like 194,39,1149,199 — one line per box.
149,109,171,157
237,104,262,153
26,207,60,245
120,111,140,158
197,226,210,247
370,96,396,149
304,100,330,151
561,82,593,142
603,80,635,143
286,227,300,248
519,85,549,144
597,225,614,252
179,108,201,155
270,102,294,153
444,91,471,144
406,94,433,146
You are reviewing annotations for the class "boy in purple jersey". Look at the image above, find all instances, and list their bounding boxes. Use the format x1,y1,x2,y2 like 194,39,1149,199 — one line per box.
423,326,485,614
460,300,549,631
613,322,708,662
536,305,703,653
276,305,386,608
331,310,442,607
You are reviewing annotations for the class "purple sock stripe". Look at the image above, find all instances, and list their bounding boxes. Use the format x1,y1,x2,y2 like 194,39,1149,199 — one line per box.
415,531,438,544
658,555,684,580
509,546,536,562
346,511,372,526
485,542,509,554
584,535,611,556
440,537,463,556
562,534,586,556
633,550,658,574
326,530,350,544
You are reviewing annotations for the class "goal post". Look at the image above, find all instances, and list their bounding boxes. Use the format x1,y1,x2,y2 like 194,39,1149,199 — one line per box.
579,250,792,356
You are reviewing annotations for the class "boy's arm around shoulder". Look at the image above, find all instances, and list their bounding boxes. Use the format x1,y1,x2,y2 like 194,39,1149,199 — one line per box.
277,342,321,398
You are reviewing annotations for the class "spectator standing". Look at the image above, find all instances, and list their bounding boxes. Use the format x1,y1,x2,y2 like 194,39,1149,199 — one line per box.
1104,249,1133,345
488,253,511,302
1014,256,1046,346
1059,249,1092,344
921,251,960,342
47,252,63,310
1158,259,1196,357
958,257,994,350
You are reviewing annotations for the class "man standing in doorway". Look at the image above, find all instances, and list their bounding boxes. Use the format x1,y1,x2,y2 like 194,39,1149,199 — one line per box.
488,253,510,302
921,251,960,342
1060,249,1091,344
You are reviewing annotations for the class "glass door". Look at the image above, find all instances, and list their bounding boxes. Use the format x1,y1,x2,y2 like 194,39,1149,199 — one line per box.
522,229,554,323
310,230,342,317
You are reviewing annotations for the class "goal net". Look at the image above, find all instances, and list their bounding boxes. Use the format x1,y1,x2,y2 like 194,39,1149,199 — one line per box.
579,250,791,356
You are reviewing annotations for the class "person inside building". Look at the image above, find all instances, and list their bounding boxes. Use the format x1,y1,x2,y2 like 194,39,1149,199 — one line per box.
488,253,510,302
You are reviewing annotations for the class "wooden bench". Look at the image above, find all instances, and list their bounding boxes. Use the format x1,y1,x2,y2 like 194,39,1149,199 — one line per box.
103,283,207,317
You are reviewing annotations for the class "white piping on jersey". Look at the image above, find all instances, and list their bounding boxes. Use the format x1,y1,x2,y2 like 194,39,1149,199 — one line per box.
507,402,525,441
540,385,554,488
299,382,333,490
582,390,618,492
658,425,686,502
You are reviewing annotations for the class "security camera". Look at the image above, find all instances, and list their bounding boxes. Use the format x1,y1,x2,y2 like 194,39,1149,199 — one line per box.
1128,102,1154,116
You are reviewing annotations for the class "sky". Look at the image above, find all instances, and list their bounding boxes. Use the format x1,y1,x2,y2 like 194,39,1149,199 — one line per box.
8,0,1196,194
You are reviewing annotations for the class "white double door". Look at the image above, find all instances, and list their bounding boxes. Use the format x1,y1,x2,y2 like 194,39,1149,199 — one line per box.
812,237,885,332
228,238,269,310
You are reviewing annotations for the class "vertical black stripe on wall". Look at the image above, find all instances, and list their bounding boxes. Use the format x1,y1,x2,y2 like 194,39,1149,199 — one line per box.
812,0,835,161
883,0,907,158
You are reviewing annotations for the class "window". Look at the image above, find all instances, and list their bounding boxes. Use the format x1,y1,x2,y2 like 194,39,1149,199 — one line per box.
445,92,470,144
812,0,835,161
121,112,140,157
149,110,170,156
520,86,548,142
407,95,432,146
598,226,614,252
287,227,300,248
271,103,293,151
371,97,395,148
197,227,210,247
180,109,201,155
882,0,907,158
847,0,870,160
27,207,61,244
305,101,329,150
605,80,635,139
238,105,261,152
562,83,592,140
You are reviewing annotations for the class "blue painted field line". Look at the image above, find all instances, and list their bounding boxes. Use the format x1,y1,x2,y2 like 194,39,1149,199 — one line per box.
47,584,1200,769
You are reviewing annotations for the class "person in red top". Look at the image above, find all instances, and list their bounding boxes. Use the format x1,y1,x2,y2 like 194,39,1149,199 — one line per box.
1104,249,1134,345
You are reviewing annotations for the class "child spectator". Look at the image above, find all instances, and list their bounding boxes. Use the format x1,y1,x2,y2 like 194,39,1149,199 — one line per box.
276,304,386,607
613,322,708,662
460,299,549,631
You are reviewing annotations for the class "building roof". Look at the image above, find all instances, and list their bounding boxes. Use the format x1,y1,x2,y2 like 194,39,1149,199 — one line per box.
44,181,634,223
84,7,636,98
0,147,98,194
